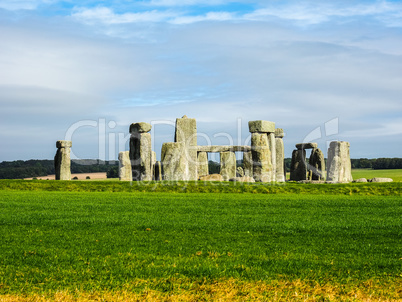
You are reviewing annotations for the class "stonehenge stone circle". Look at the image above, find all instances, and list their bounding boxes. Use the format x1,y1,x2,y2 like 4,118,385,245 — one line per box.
118,151,132,181
243,151,253,177
154,161,162,181
251,132,272,182
175,115,197,181
161,142,188,181
197,151,209,178
308,148,325,181
275,128,285,182
220,151,236,181
129,123,152,181
248,120,275,133
296,143,318,150
54,140,72,180
290,149,307,181
327,141,353,182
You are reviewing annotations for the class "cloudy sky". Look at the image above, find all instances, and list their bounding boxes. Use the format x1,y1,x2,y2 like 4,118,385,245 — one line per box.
1,0,401,162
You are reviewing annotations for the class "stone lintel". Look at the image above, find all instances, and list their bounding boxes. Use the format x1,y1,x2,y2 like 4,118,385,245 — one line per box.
129,122,152,133
296,142,318,150
56,140,72,148
275,128,284,138
196,145,251,153
248,120,275,133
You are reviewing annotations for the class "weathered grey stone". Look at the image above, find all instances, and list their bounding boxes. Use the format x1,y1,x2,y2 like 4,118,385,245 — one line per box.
129,122,152,133
151,151,156,180
197,151,209,178
308,148,325,181
327,141,353,183
353,178,368,183
54,140,71,180
296,143,318,150
220,151,236,181
199,174,223,181
290,149,307,181
268,132,276,182
175,116,197,180
229,176,255,182
130,132,152,181
236,167,244,177
243,151,253,177
248,120,275,133
369,177,393,183
118,151,132,181
251,133,272,182
154,161,162,181
275,128,284,138
275,136,285,182
56,140,72,148
161,142,188,181
196,145,251,153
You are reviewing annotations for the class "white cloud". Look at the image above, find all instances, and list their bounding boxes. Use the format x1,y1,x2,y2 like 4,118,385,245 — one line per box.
171,11,235,24
244,1,402,26
72,6,174,24
0,0,54,10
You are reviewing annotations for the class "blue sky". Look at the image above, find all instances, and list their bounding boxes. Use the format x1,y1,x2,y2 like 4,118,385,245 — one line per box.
1,0,401,161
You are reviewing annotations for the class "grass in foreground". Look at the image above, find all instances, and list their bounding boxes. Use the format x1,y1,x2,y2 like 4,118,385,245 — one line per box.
1,179,401,195
0,190,401,300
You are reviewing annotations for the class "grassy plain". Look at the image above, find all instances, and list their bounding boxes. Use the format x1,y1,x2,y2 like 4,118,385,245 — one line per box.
0,180,401,301
352,169,402,182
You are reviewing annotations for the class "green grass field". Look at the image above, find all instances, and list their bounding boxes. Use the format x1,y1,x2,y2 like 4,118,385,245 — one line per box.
352,169,402,182
0,181,401,301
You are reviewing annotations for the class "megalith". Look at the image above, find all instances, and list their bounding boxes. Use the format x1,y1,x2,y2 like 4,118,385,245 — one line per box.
154,161,162,181
289,149,307,181
54,140,72,180
275,128,285,182
308,148,325,181
197,151,209,178
220,151,236,181
129,122,152,181
250,133,272,182
118,151,132,181
243,151,253,177
161,142,187,181
174,115,197,180
249,120,276,182
327,141,353,182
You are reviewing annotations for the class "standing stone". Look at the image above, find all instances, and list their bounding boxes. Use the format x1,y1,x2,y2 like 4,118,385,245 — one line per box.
118,151,132,181
220,151,236,181
267,132,276,182
129,123,152,181
197,151,209,178
175,115,197,180
251,133,272,182
154,161,162,181
327,141,353,182
236,167,244,177
308,148,325,181
275,128,285,182
54,140,72,180
290,149,307,181
243,151,253,177
161,142,187,181
248,120,276,133
151,151,157,180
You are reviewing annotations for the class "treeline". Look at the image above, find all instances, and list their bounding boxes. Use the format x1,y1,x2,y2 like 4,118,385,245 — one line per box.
351,158,402,169
0,159,118,179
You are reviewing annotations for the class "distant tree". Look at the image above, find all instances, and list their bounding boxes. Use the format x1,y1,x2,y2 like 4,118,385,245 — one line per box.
107,166,119,178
